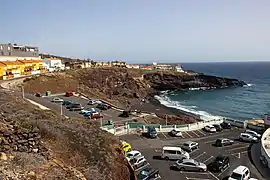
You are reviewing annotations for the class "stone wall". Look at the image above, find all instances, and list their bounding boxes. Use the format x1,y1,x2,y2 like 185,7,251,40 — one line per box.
0,125,48,158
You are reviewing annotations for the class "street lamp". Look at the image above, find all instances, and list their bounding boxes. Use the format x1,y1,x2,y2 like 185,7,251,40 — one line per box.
21,85,25,99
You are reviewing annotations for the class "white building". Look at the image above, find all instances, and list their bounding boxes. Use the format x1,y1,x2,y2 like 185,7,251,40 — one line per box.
126,64,140,69
43,58,65,72
174,65,184,72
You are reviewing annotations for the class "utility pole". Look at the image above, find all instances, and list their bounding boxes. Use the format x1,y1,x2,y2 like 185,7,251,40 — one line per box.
60,103,63,116
100,118,103,127
22,85,25,99
166,114,168,126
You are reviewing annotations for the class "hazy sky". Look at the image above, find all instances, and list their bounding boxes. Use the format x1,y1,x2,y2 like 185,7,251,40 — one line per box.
1,0,269,63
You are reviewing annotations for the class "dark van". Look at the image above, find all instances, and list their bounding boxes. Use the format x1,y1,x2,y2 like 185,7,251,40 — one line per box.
147,126,157,138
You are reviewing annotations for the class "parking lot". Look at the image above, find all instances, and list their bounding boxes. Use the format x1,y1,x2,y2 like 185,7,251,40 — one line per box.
121,127,264,180
42,95,137,125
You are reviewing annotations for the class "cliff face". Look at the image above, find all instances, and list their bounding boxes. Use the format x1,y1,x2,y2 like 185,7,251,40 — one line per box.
143,72,246,91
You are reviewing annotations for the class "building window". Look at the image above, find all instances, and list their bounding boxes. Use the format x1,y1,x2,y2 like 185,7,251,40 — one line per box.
8,52,11,56
7,46,10,51
0,46,2,50
1,52,3,55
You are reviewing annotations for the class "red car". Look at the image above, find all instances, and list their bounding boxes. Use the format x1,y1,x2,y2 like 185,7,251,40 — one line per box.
66,91,74,97
91,113,104,119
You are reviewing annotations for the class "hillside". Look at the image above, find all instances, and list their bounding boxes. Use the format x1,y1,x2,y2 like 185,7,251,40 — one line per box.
0,91,132,180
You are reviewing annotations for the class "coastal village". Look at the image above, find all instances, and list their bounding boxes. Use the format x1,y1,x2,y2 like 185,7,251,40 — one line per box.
0,43,186,80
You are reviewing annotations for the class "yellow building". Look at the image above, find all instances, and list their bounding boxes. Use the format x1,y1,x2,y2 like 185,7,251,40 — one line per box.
0,62,6,79
18,60,45,75
1,61,23,78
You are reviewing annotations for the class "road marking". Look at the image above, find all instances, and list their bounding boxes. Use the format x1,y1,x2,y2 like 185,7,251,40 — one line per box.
203,156,214,163
190,131,200,137
208,171,219,180
197,129,206,136
190,148,199,155
184,131,193,138
204,140,216,144
228,145,249,152
161,132,168,139
218,166,230,177
154,148,162,153
194,152,206,159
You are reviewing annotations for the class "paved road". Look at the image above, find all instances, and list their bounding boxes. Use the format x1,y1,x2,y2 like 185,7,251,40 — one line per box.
120,127,264,180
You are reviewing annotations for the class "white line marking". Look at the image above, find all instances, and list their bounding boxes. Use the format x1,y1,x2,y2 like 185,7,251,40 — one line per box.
218,166,230,177
184,131,192,138
190,148,199,155
154,148,162,153
103,113,112,117
134,163,150,171
162,132,167,139
194,152,206,159
204,140,216,144
186,178,212,180
190,131,200,137
228,145,249,151
197,129,206,136
203,156,214,163
208,171,219,180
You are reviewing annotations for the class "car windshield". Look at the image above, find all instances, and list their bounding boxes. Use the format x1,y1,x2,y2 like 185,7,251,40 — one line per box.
230,172,243,180
183,143,189,146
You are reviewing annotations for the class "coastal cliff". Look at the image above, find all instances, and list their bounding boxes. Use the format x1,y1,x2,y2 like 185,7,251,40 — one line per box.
143,72,246,92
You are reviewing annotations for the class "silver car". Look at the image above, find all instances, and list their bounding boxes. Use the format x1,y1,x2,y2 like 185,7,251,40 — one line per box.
173,158,207,172
181,141,199,152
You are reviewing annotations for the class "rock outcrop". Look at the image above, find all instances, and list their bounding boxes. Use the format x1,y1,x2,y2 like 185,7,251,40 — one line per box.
143,72,246,92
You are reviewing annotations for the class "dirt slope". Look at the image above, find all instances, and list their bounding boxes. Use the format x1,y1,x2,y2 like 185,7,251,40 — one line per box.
0,91,132,180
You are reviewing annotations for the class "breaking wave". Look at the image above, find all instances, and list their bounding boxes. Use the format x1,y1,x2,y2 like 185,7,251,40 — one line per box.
154,94,224,121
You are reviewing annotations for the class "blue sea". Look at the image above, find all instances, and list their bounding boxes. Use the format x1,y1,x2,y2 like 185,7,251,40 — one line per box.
155,62,270,121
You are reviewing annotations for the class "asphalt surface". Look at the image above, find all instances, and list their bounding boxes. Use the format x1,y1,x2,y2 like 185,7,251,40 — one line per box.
120,127,264,180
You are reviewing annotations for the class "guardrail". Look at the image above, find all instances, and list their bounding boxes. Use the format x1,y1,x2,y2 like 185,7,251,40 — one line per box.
261,128,270,168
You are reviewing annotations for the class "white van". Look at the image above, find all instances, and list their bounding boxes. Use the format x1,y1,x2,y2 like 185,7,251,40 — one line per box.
161,146,190,160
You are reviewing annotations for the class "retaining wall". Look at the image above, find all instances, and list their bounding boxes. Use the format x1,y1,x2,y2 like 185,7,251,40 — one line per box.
261,128,270,168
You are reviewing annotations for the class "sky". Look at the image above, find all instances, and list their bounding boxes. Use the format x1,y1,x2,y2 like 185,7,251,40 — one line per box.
1,0,270,63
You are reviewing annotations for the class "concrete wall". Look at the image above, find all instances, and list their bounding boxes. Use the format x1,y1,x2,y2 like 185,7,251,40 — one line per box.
0,56,41,61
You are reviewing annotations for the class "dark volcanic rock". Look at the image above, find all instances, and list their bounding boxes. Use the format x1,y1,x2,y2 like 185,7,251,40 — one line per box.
143,73,246,91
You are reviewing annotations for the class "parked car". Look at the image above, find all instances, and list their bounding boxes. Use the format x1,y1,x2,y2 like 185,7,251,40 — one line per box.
91,112,103,119
181,141,199,152
239,133,258,143
65,91,74,97
96,103,111,110
119,111,130,117
172,158,207,172
88,100,97,105
69,103,84,111
137,167,160,180
81,108,98,114
35,93,41,97
169,129,183,137
147,126,157,138
62,100,74,106
121,141,132,153
208,155,230,172
228,165,250,180
204,125,216,133
215,138,234,147
126,150,142,162
130,155,148,169
245,129,261,138
161,146,190,160
213,124,223,131
220,122,232,129
51,97,64,103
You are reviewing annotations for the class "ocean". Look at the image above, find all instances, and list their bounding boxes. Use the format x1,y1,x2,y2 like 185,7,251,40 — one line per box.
155,61,270,121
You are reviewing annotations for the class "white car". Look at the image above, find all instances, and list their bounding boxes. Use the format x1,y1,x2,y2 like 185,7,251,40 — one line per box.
52,97,64,103
228,165,250,180
125,150,142,162
245,129,261,138
170,129,183,137
204,125,216,133
181,141,199,152
239,133,258,143
130,155,147,169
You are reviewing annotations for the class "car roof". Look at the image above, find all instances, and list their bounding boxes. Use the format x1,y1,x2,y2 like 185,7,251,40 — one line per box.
233,165,249,174
241,133,252,136
216,154,228,159
245,129,257,133
217,138,229,140
127,150,140,155
182,158,196,163
207,125,215,127
163,146,182,151
184,141,196,145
